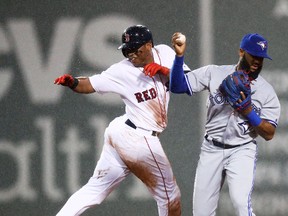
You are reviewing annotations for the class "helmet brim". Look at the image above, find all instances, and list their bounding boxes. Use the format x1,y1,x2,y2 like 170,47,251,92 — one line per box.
117,42,144,51
117,43,126,50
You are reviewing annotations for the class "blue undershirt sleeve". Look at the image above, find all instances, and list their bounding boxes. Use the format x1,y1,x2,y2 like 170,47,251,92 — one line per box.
169,56,190,94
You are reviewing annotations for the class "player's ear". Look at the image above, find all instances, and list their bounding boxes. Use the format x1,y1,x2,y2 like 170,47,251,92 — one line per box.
239,48,245,57
145,41,153,49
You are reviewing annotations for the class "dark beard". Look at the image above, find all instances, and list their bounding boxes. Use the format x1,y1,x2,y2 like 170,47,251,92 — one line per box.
238,55,262,80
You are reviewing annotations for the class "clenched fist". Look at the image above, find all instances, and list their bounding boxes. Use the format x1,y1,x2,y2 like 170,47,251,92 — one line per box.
144,63,169,77
54,74,79,89
172,32,186,57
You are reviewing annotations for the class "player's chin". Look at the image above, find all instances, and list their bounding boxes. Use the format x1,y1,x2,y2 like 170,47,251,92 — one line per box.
130,59,144,67
250,66,258,72
250,66,262,73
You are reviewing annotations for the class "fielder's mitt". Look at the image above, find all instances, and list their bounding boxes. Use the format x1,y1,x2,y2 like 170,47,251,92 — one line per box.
219,71,251,111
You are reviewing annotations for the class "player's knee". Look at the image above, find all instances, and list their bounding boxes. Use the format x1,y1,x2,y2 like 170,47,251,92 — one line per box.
167,187,181,216
193,205,215,216
168,197,181,216
231,195,252,214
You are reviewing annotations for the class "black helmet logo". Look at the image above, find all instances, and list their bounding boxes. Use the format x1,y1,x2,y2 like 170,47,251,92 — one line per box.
124,33,130,43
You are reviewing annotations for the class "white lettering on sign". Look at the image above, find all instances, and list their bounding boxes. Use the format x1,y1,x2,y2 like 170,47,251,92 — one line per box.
36,117,64,200
0,114,151,202
0,14,138,105
0,14,153,203
8,19,81,104
273,0,288,18
0,141,37,201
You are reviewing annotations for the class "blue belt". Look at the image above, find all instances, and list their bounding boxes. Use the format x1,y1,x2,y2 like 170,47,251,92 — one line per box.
204,134,255,149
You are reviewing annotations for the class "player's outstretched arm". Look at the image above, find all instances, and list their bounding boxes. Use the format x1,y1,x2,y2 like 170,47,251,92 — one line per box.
54,74,95,94
170,32,189,94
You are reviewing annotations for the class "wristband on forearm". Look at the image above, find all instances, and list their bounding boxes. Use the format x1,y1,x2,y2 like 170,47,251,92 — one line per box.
246,109,262,127
70,77,79,89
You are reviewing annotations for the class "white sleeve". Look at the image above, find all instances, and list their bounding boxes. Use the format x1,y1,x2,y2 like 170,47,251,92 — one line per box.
260,88,281,127
185,65,212,93
88,64,126,95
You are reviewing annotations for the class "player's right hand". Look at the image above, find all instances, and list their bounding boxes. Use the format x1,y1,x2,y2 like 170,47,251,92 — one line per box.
144,63,169,77
54,74,75,87
171,32,186,57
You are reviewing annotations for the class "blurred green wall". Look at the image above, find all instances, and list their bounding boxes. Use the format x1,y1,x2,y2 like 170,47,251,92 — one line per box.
0,1,287,215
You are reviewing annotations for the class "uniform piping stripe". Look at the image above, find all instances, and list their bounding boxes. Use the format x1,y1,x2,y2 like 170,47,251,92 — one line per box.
266,119,278,127
144,136,170,205
184,74,193,95
247,144,258,216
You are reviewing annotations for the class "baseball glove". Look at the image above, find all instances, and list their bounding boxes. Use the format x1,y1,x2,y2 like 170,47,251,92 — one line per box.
219,70,251,111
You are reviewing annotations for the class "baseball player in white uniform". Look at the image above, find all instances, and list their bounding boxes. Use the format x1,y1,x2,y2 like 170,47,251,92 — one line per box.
54,25,189,216
146,33,281,215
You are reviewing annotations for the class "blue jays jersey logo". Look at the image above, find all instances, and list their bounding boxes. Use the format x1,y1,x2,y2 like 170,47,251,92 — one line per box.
238,121,252,134
238,104,261,134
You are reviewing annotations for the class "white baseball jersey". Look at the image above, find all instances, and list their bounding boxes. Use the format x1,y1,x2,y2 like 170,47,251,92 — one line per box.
56,44,189,216
185,64,281,144
185,64,281,216
89,44,177,132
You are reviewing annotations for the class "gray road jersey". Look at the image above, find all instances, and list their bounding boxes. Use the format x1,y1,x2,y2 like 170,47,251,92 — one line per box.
185,64,281,145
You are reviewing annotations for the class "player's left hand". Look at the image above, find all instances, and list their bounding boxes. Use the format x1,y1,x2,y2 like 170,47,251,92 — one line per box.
144,63,169,77
219,70,252,112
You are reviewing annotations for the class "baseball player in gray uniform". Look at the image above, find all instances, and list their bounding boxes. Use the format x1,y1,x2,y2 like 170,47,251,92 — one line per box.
146,33,281,216
54,25,189,216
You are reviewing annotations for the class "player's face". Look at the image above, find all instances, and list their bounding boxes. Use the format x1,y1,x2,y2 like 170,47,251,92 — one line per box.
238,49,263,76
127,43,153,67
